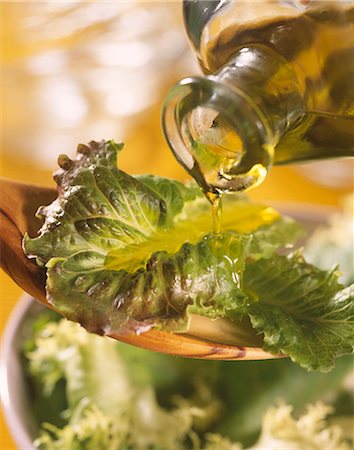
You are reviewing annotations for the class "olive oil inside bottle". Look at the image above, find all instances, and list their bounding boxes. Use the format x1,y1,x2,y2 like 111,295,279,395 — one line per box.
199,1,354,164
190,110,271,238
185,1,354,236
188,106,272,196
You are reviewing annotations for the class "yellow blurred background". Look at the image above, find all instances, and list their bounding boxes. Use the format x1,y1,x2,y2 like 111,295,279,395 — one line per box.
0,2,352,448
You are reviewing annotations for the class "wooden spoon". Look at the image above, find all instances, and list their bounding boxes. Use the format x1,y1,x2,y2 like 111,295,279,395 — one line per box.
0,177,282,360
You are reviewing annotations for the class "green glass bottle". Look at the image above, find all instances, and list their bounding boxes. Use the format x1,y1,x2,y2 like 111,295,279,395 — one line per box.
162,0,354,196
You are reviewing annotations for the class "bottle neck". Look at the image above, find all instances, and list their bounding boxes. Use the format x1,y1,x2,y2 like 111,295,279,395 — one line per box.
162,45,305,194
215,45,305,141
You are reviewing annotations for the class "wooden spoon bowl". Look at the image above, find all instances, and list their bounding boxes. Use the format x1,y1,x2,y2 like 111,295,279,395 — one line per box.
0,177,282,360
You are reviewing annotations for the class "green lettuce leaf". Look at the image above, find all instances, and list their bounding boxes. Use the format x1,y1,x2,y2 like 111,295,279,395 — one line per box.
23,140,299,335
43,232,251,334
23,140,353,372
244,253,354,372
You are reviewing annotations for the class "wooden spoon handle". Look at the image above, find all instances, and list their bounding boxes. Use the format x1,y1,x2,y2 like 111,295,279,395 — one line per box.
0,208,46,302
0,178,56,304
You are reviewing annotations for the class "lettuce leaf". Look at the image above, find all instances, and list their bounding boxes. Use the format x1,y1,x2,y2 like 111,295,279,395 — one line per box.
25,314,353,450
244,254,354,372
27,319,199,450
23,140,354,372
205,402,352,450
23,139,298,336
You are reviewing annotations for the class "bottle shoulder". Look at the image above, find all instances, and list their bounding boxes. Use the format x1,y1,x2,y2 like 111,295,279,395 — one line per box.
197,1,354,74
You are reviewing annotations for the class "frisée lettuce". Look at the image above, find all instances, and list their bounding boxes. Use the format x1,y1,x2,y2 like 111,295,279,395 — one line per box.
23,140,354,372
24,314,353,450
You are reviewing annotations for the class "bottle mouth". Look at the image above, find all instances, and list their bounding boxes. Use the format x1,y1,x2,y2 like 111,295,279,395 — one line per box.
162,76,274,194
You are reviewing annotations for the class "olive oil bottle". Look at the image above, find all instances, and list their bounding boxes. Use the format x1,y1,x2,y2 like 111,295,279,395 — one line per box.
162,0,354,208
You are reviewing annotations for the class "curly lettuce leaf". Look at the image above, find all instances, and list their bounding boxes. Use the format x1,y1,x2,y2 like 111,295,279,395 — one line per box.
24,313,353,450
23,140,299,334
27,319,199,450
205,402,352,450
23,140,354,372
244,254,354,372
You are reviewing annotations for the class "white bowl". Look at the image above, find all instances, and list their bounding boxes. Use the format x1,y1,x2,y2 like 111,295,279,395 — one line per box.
1,296,43,450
